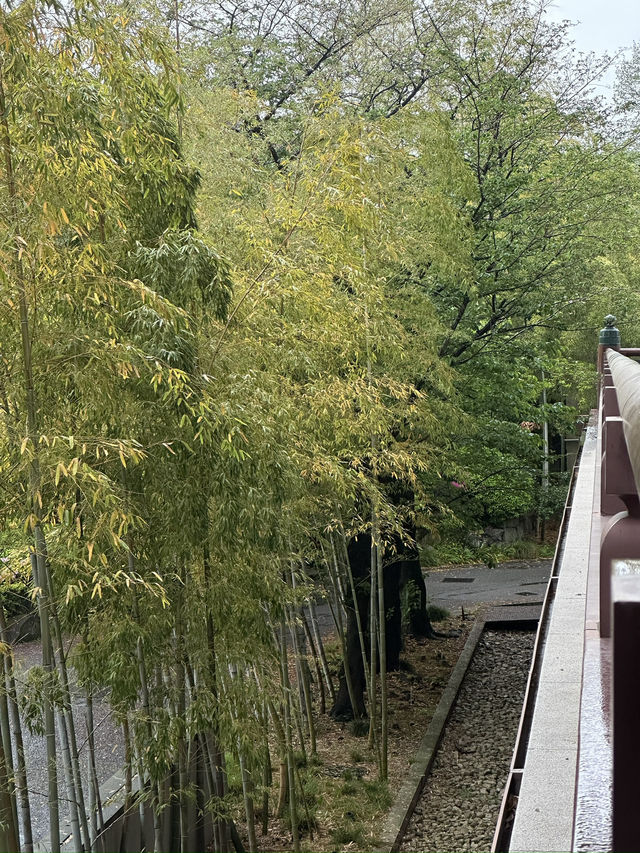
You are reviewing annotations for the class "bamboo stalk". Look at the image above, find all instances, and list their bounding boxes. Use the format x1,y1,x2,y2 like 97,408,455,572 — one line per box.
307,600,335,703
322,552,359,717
289,567,316,753
0,736,18,853
260,701,271,837
238,747,256,851
84,692,104,850
56,705,83,853
30,547,60,852
47,604,90,852
300,610,325,714
228,664,256,852
203,546,230,852
279,621,299,852
261,692,287,820
375,527,387,780
120,715,133,850
175,584,189,853
332,532,373,718
0,61,60,851
0,631,18,849
0,603,32,852
132,593,159,853
368,534,377,751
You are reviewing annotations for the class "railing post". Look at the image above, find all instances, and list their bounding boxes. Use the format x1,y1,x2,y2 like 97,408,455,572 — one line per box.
601,375,626,517
598,339,640,637
599,416,639,636
598,314,621,374
594,334,640,850
612,570,640,852
600,317,626,519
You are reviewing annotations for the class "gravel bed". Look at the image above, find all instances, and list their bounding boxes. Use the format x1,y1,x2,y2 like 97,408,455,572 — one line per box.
401,629,535,852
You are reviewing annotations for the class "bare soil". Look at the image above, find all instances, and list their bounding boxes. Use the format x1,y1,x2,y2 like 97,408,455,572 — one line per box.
248,608,475,852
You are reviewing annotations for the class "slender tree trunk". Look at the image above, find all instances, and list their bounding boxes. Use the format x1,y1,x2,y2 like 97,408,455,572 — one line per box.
278,622,299,852
153,781,162,853
1,64,60,851
31,548,60,852
0,638,18,848
203,546,229,852
228,664,256,853
175,579,189,853
260,703,271,836
0,604,32,852
87,710,97,851
261,693,287,820
132,593,158,853
289,562,316,750
289,661,307,765
121,715,133,852
300,610,325,714
306,600,335,703
368,532,377,751
48,606,90,851
56,705,83,853
334,533,372,714
288,595,315,755
84,690,104,851
135,750,147,852
0,737,18,853
325,550,362,719
376,528,387,780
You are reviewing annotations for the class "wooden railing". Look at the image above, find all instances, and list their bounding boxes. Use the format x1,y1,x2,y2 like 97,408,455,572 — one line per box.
598,322,640,852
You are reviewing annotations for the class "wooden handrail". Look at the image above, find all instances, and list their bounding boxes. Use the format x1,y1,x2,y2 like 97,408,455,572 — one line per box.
599,344,640,851
607,350,640,496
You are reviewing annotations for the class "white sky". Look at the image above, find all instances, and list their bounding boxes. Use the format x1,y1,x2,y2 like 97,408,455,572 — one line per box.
545,0,640,94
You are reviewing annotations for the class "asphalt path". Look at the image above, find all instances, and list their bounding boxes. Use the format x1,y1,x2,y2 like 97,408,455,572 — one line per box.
425,558,552,611
311,558,553,635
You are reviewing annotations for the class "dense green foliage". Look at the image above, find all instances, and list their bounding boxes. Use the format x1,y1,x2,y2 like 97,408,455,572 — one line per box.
1,0,640,850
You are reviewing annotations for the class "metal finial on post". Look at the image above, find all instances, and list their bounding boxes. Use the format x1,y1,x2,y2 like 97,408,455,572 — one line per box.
599,315,621,373
600,315,621,348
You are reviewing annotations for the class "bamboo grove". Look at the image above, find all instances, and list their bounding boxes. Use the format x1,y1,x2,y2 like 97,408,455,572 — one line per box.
1,0,640,850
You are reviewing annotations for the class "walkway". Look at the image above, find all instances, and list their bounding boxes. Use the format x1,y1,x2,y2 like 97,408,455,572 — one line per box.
426,559,551,611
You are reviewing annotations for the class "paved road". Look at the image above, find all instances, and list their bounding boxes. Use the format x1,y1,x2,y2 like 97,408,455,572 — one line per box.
426,558,552,611
310,558,552,637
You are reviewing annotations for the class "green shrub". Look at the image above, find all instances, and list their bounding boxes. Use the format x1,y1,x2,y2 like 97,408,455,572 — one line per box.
347,717,369,737
293,750,307,768
427,604,451,623
422,537,554,568
331,822,365,847
0,581,32,619
363,779,392,810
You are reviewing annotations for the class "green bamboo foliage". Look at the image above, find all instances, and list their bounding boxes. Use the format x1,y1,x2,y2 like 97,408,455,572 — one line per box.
2,1,636,852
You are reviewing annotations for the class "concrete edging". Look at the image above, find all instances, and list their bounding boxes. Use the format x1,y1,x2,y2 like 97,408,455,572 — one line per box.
378,612,487,852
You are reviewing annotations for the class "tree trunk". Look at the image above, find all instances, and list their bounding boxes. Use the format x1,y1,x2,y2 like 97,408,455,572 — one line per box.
329,535,369,720
0,603,32,852
0,737,18,853
278,622,299,852
330,530,413,719
400,556,437,637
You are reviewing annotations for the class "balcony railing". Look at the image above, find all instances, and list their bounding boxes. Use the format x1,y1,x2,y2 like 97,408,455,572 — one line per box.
598,323,640,852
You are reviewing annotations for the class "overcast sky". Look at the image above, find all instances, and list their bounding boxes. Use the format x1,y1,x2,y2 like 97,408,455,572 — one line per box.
546,0,640,94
